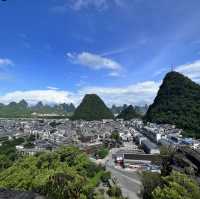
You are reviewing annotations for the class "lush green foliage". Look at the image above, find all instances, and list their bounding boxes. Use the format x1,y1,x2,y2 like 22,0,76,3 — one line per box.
117,105,141,120
145,72,200,138
0,146,108,199
96,147,109,159
0,101,32,118
100,171,111,183
72,94,114,121
111,131,121,142
107,186,123,198
0,138,25,171
0,100,75,118
152,171,200,199
141,172,163,199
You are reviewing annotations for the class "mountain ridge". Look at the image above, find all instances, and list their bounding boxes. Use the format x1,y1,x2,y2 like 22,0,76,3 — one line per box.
0,100,75,118
72,94,114,120
145,71,200,138
117,105,141,120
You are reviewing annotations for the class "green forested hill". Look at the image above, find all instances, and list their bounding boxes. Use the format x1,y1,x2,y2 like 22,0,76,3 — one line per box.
72,94,114,120
117,105,141,120
145,71,200,138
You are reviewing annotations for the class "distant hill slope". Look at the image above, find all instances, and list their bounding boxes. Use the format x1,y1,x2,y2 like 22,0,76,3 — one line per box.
145,71,200,138
72,94,114,120
0,100,75,118
117,105,141,120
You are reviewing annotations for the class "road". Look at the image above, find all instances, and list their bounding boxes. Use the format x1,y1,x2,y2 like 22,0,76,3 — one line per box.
105,143,142,199
106,164,142,199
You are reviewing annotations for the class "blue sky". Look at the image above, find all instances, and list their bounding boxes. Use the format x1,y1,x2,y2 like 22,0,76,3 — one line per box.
0,0,200,106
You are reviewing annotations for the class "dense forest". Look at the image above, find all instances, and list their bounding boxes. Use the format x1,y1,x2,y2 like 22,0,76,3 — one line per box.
0,146,111,199
72,94,114,121
145,71,200,138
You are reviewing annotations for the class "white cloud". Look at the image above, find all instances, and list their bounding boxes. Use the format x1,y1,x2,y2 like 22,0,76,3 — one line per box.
101,46,134,57
108,71,120,77
51,0,126,13
0,90,76,105
175,60,200,83
67,52,122,73
0,81,160,106
71,0,108,11
47,86,59,90
0,58,13,67
79,81,160,106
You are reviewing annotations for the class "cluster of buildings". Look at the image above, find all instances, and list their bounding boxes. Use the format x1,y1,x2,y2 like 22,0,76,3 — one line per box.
0,118,134,155
1,118,200,174
131,120,200,152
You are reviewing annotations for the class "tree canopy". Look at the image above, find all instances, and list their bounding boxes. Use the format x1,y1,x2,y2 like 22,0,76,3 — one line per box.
152,171,200,199
0,146,108,199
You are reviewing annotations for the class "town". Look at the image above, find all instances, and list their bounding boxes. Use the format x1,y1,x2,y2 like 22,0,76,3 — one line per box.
1,118,200,197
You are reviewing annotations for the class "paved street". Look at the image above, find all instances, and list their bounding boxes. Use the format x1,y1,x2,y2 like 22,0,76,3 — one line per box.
106,164,142,199
105,144,142,199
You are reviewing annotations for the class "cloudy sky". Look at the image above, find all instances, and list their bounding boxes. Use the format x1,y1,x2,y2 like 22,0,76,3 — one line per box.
0,0,200,106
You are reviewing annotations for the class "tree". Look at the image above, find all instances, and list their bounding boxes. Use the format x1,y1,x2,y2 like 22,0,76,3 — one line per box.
0,146,106,199
160,145,175,176
0,155,12,171
107,186,123,198
141,172,163,199
111,131,121,142
96,147,109,159
100,171,111,184
152,171,200,199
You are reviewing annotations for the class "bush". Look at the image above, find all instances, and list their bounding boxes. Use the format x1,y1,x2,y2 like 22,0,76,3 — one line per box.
96,147,109,159
152,171,200,199
141,172,163,199
100,171,111,183
107,186,122,197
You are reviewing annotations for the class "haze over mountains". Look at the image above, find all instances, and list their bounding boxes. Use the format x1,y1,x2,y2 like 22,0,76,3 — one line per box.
0,100,75,117
0,97,147,118
117,105,141,120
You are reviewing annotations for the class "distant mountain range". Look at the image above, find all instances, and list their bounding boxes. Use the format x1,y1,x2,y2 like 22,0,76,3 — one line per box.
110,104,148,115
0,100,75,118
145,71,200,138
117,105,141,120
0,96,147,119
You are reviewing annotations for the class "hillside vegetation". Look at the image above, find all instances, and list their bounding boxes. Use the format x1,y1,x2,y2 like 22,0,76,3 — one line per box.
117,105,141,120
72,94,114,121
0,100,75,118
0,146,108,199
145,71,200,138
